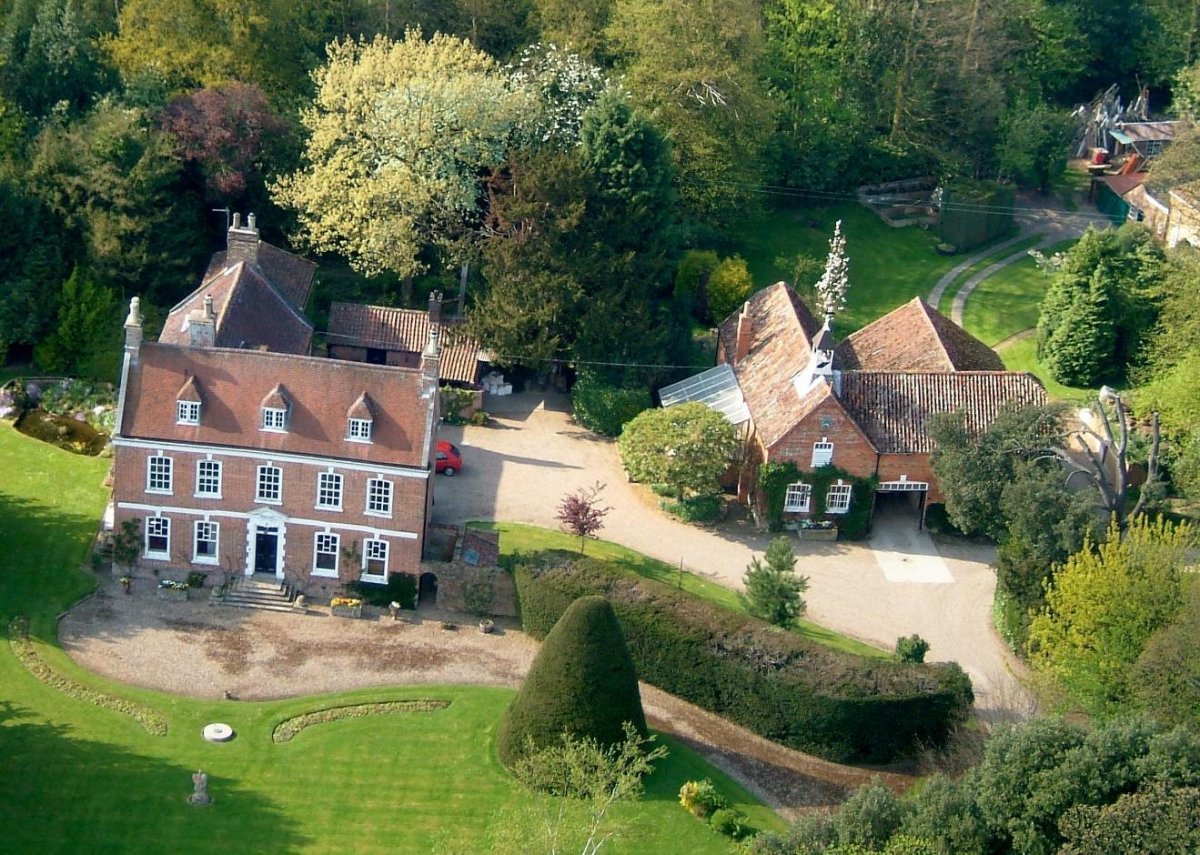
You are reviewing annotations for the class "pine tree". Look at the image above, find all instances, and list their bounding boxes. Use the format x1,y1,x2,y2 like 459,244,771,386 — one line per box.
741,537,809,628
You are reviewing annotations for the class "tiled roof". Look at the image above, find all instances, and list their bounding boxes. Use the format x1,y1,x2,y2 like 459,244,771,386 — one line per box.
838,371,1047,453
160,262,314,355
834,297,1004,372
176,375,202,402
347,393,375,421
717,283,822,447
120,343,432,467
327,302,483,385
1100,173,1148,198
201,242,316,311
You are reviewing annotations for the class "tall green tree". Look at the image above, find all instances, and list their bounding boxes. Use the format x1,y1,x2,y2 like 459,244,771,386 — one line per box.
741,536,809,628
996,103,1075,192
33,266,121,379
0,170,67,363
1027,516,1194,716
605,0,775,220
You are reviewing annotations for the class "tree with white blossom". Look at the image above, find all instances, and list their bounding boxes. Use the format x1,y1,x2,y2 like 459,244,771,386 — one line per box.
815,219,849,320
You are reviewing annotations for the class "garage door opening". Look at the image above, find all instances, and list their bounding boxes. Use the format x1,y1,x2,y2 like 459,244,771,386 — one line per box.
874,480,929,529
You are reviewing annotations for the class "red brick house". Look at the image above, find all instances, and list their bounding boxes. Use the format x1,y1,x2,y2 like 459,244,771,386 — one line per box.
694,283,1046,525
111,217,441,590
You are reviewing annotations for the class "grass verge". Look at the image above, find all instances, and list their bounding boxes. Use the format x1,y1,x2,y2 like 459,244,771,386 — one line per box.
935,234,1044,315
996,336,1092,403
960,240,1076,346
470,520,889,659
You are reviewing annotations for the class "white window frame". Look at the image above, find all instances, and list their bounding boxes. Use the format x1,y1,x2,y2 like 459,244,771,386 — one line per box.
362,539,389,582
256,465,282,504
193,520,219,564
826,481,852,514
783,482,812,513
176,400,200,425
146,455,173,494
195,459,222,498
347,418,373,442
366,478,393,517
145,516,170,559
811,439,834,467
316,471,343,511
313,533,340,578
261,407,288,432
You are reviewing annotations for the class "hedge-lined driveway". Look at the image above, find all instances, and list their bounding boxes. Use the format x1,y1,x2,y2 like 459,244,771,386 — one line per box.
432,391,1033,720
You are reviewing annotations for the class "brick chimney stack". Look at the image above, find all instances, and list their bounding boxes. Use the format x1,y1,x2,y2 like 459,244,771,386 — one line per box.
188,294,216,347
734,301,753,362
124,296,143,365
227,211,259,265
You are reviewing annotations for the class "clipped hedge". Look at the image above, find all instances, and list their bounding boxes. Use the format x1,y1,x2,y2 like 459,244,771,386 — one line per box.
513,554,973,763
570,370,652,438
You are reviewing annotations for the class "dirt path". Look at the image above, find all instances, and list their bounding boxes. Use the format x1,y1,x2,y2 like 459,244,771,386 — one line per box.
60,580,913,820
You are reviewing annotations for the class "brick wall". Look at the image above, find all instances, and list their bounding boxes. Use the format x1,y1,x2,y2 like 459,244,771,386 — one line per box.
113,445,428,585
768,398,879,480
877,453,942,503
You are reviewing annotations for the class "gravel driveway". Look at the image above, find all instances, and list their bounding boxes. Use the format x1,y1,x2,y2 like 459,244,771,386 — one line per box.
433,391,1033,720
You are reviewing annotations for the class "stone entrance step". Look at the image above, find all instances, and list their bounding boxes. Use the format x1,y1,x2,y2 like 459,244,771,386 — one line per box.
219,576,301,613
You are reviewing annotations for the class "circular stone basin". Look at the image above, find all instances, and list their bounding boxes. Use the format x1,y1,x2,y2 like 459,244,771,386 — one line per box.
203,722,235,743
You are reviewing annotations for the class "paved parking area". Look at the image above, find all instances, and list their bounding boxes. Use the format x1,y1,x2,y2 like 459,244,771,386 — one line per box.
431,391,1033,720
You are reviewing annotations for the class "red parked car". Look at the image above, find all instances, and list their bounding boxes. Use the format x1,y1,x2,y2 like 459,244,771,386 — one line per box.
435,440,463,476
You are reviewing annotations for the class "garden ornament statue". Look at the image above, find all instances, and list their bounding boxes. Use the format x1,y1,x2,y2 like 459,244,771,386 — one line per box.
189,770,211,806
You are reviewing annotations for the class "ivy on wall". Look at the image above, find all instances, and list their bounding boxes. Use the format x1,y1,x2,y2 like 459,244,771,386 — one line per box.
759,461,876,539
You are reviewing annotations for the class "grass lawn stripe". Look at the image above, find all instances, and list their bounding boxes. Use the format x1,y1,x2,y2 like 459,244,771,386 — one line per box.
960,239,1077,347
935,234,1045,314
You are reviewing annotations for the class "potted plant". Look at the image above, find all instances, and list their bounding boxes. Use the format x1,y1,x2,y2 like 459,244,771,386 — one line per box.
797,519,838,541
478,619,495,634
157,579,190,601
330,596,362,618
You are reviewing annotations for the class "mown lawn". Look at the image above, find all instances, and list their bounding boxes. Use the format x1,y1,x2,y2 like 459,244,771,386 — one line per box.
935,234,1043,315
996,336,1091,403
726,201,961,332
959,240,1075,347
0,424,783,852
470,520,890,659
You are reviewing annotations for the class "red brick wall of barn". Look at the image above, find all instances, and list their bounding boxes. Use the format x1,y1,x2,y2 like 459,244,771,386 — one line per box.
876,453,943,503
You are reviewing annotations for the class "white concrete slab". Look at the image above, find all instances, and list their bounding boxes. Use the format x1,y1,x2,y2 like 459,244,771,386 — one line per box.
868,503,955,583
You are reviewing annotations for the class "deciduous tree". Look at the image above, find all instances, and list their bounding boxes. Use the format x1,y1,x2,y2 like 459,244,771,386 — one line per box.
618,402,738,500
556,482,611,554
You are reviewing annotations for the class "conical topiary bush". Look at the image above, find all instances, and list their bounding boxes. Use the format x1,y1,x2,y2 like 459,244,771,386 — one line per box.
497,595,647,768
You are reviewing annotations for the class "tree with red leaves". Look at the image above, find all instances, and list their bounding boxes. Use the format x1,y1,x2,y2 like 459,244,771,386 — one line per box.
160,83,292,204
556,482,612,554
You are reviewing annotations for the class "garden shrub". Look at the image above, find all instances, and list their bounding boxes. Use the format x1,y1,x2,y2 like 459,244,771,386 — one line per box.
706,255,753,325
659,493,721,523
497,595,647,767
272,700,449,743
679,778,726,818
759,461,875,538
570,370,651,437
896,635,930,663
348,573,417,608
185,571,206,588
708,807,747,839
513,553,974,763
674,249,720,319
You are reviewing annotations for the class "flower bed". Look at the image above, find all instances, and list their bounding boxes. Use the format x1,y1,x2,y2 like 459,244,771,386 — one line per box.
8,617,168,735
272,700,450,743
330,596,362,618
797,522,838,542
157,580,189,601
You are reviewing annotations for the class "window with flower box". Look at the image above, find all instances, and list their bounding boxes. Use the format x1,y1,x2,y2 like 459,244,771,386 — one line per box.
826,482,852,514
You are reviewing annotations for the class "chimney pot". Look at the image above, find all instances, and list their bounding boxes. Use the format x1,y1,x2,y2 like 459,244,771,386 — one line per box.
203,294,214,320
227,211,260,265
248,212,256,230
232,213,241,230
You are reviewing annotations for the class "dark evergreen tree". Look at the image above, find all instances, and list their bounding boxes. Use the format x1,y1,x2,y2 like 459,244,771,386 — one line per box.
496,595,646,767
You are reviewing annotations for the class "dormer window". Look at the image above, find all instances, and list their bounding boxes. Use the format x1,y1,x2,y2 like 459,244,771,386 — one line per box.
260,384,290,433
177,401,200,425
175,375,203,425
346,392,375,443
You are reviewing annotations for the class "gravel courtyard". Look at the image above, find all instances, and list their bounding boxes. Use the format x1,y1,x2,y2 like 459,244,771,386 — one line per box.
432,391,1033,720
60,580,911,820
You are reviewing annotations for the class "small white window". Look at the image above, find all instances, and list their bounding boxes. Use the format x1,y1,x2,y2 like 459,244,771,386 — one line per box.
146,455,173,494
784,483,812,513
363,539,388,580
261,407,288,431
811,440,834,467
195,459,222,497
177,401,200,425
826,482,852,514
145,517,170,558
366,478,393,517
347,419,373,442
314,533,340,577
256,465,282,503
316,472,343,510
193,521,219,564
